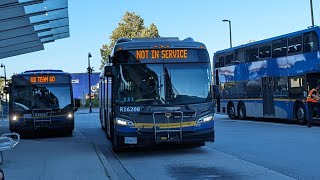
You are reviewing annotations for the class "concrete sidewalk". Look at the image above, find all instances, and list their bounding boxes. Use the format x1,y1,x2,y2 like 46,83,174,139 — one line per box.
1,139,109,180
0,118,110,180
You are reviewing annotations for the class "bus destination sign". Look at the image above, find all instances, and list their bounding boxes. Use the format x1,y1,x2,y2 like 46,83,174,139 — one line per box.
30,76,56,83
136,49,188,60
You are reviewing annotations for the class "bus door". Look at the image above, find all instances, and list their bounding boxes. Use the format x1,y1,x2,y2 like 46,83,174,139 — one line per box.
215,70,220,112
262,77,275,116
106,77,112,137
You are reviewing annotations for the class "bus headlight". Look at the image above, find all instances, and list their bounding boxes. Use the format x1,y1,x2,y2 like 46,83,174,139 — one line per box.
115,117,135,127
197,114,214,125
67,113,73,119
12,115,18,121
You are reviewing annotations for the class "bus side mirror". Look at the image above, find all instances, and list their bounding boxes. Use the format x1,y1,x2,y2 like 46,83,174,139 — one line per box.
3,87,9,94
104,65,114,77
74,98,81,108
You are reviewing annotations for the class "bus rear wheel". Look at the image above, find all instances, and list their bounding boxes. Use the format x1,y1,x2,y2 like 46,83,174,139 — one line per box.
295,104,306,124
238,104,246,119
107,115,113,140
227,103,236,119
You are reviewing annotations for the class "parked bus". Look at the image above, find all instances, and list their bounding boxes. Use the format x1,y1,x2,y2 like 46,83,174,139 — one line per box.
99,38,214,151
213,27,320,123
8,70,80,133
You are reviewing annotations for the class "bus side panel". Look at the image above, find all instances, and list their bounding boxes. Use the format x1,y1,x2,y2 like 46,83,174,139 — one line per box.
243,100,264,118
273,100,289,119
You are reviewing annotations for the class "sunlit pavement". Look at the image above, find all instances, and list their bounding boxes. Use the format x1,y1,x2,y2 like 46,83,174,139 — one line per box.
2,110,319,179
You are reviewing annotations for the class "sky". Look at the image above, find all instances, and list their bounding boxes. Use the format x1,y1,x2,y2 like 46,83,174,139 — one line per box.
1,0,320,77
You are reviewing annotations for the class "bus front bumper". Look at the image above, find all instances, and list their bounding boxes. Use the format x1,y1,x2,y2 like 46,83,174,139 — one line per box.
9,120,74,132
113,128,215,148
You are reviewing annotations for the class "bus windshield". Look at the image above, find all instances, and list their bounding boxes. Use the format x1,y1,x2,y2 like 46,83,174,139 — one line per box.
115,63,211,105
12,84,72,111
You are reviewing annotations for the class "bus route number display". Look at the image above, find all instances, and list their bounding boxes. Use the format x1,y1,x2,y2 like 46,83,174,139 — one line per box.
30,76,56,83
136,49,188,60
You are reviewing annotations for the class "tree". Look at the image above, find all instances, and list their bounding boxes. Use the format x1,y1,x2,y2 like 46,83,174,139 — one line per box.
100,11,160,69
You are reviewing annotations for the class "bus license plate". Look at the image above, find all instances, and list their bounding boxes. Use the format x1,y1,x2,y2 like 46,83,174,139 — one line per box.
124,137,137,144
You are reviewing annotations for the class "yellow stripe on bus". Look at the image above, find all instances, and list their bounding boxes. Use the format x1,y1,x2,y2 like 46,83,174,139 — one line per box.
135,121,196,128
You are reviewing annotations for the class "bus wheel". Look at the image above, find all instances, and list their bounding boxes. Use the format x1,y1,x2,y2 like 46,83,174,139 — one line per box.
295,104,306,124
107,116,113,140
238,104,246,119
227,103,236,119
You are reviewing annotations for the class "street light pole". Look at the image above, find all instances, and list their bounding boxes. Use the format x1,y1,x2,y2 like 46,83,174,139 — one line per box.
310,0,315,27
87,53,92,113
0,64,7,114
222,19,232,48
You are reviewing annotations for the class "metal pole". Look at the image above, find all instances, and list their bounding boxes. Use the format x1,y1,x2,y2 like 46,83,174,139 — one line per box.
228,21,232,48
1,100,3,121
310,0,315,27
4,65,7,116
223,20,233,48
88,53,92,113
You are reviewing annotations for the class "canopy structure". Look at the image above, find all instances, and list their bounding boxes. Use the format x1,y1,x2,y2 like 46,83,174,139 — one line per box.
0,0,70,59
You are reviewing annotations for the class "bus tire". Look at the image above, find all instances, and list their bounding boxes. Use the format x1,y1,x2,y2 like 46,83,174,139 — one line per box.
227,103,236,119
238,103,246,119
107,115,113,140
295,103,306,124
65,129,73,136
100,110,105,130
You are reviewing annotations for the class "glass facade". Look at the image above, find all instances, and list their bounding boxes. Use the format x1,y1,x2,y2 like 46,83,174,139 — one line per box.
0,0,69,59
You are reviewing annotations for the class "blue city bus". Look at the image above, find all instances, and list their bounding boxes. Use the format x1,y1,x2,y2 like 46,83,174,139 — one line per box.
99,38,214,151
213,27,320,123
8,70,80,133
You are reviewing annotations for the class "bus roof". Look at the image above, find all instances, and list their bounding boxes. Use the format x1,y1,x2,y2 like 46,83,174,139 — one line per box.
215,26,320,55
112,37,207,54
16,70,68,76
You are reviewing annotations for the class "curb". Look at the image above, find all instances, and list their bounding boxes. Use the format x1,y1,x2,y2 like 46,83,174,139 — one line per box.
93,144,118,180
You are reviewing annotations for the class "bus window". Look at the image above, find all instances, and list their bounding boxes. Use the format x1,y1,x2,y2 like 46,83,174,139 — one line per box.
288,36,302,54
235,49,246,63
225,53,234,65
236,81,247,98
272,39,287,58
289,77,305,98
247,79,261,98
216,55,225,68
303,31,319,53
274,77,288,98
245,46,258,62
259,44,271,59
222,82,236,99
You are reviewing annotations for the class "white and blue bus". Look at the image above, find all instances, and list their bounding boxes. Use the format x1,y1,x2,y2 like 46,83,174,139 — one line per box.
213,27,320,124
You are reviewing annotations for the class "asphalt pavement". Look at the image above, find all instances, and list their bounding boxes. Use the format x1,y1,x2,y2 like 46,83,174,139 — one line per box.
1,109,317,179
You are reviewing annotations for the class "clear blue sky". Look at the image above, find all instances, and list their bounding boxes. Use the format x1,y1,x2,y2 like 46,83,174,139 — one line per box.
1,0,319,77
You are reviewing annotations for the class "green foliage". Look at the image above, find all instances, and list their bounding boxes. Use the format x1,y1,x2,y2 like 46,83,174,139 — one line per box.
83,98,99,108
100,11,160,69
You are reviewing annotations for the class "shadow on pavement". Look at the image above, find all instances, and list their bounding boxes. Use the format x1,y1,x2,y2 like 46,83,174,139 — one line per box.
18,129,73,139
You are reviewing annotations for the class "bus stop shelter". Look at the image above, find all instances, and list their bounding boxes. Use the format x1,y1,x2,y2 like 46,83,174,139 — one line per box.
0,0,70,59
